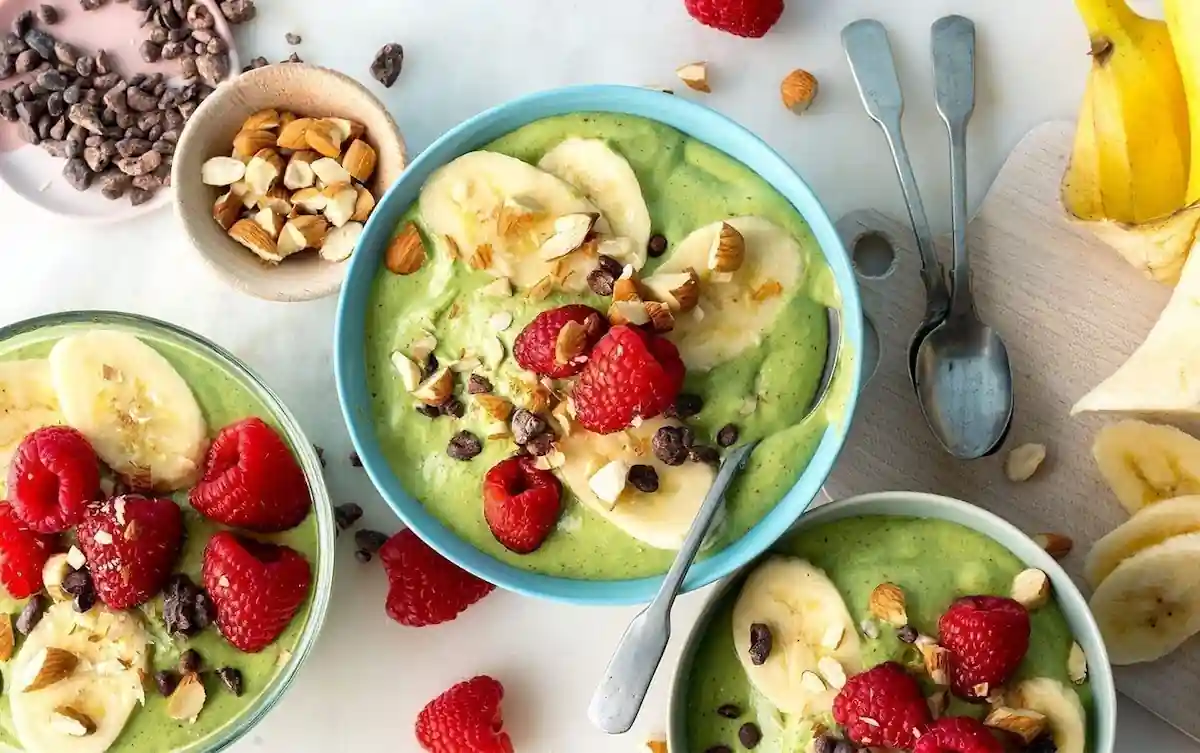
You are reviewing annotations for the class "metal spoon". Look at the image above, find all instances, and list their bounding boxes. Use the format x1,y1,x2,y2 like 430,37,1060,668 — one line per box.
843,19,952,383
587,309,841,734
913,15,1014,460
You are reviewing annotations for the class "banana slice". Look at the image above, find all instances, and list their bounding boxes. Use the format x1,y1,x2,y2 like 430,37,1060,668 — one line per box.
1089,531,1200,664
538,138,651,269
1092,420,1200,515
731,556,862,717
1008,678,1087,753
1085,495,1200,587
419,150,604,292
10,601,150,753
48,330,208,492
555,416,715,550
0,359,65,490
652,217,805,371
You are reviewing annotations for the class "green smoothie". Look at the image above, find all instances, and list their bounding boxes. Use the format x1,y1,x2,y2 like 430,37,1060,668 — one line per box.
365,112,839,579
0,328,320,753
683,517,1092,753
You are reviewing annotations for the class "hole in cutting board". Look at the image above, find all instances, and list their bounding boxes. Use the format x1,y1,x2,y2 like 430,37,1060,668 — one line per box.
852,232,896,279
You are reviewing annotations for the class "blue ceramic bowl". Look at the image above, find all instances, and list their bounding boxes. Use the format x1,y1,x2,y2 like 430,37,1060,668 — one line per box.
333,85,865,605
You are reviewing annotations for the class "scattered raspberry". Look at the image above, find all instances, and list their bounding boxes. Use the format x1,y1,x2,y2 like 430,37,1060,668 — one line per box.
939,596,1031,699
684,0,784,38
571,325,685,434
512,304,608,378
190,417,311,533
77,495,183,609
832,662,931,749
483,456,562,554
914,717,1004,753
416,675,514,753
203,531,312,653
380,529,494,627
6,426,100,533
0,502,56,599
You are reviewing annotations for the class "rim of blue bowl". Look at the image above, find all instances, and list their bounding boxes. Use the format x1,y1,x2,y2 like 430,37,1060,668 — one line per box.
333,84,866,605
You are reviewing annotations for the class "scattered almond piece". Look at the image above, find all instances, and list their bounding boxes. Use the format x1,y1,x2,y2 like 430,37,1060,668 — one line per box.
469,244,494,271
352,186,376,222
609,299,651,326
326,117,364,142
233,129,276,159
243,153,279,196
1011,568,1051,610
305,119,344,158
676,61,711,93
642,269,699,312
538,212,599,260
534,449,566,471
283,157,315,191
479,278,513,298
708,222,745,272
322,182,358,228
645,300,675,333
413,368,453,405
612,274,643,303
475,394,513,421
917,638,951,686
256,184,292,216
212,191,242,230
253,207,282,239
589,459,629,509
310,157,353,187
1033,533,1073,560
527,275,555,302
869,583,909,626
167,672,206,722
1005,443,1047,482
22,647,79,692
555,320,588,365
799,670,827,695
781,69,819,114
201,156,247,186
821,623,845,651
984,707,1047,745
390,352,422,392
342,139,378,182
229,219,281,262
320,222,363,262
497,197,543,236
49,706,96,737
0,614,12,661
816,656,846,689
276,117,315,150
291,187,327,213
489,312,514,332
751,280,783,301
1068,642,1088,684
642,739,667,753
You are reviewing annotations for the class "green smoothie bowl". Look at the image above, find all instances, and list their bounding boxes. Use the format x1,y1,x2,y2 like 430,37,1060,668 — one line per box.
334,84,865,605
669,491,1117,753
0,311,334,753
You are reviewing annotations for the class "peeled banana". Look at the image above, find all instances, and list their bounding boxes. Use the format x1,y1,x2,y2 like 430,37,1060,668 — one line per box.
1084,494,1200,587
1090,420,1200,514
0,359,64,490
1008,678,1087,753
1165,0,1200,204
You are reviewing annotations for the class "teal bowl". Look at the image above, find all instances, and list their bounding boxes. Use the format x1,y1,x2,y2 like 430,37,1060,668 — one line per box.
668,491,1117,753
333,85,866,605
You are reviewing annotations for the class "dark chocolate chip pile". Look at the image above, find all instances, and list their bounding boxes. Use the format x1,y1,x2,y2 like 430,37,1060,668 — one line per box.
747,622,772,665
216,666,244,696
369,42,403,88
627,464,659,493
510,408,547,446
652,425,692,466
161,573,215,638
61,565,96,613
716,423,739,447
446,429,483,461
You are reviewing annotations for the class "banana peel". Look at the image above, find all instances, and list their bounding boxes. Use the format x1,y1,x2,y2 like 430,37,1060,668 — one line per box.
1067,202,1200,285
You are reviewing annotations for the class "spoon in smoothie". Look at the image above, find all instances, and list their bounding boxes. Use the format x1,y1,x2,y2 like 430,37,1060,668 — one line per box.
587,308,841,735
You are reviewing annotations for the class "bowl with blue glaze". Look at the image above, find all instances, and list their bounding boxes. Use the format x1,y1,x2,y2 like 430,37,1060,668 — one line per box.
333,84,865,605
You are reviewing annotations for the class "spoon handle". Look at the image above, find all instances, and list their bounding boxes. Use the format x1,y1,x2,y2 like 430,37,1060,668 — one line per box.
932,15,977,319
842,19,950,319
587,441,758,734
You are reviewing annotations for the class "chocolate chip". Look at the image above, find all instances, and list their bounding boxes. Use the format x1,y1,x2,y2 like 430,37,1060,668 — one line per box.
525,433,554,457
53,40,79,66
354,529,388,554
75,54,94,77
61,567,93,597
17,120,39,144
467,374,493,394
68,102,104,133
116,137,152,157
627,464,659,493
896,624,918,643
95,49,114,74
208,37,227,55
180,54,197,78
79,0,106,10
334,503,363,531
0,54,13,79
652,426,690,466
666,393,702,419
15,49,40,74
716,703,742,719
285,32,301,44
161,40,185,59
216,667,244,696
218,0,255,24
447,430,483,461
647,233,668,257
0,33,25,55
349,452,362,467
422,352,438,378
748,622,772,665
186,2,214,29
415,403,441,419
23,29,55,60
37,68,67,91
41,139,67,156
812,735,836,753
37,5,60,24
46,91,64,117
16,98,44,124
689,445,720,465
716,423,739,447
738,723,762,749
440,397,465,418
154,670,179,697
831,742,857,753
354,549,371,564
178,648,202,674
84,144,109,171
16,594,45,635
195,53,228,85
127,84,159,112
193,591,215,630
163,574,212,637
510,409,547,445
99,170,131,199
586,268,615,296
1027,734,1058,753
62,157,92,189
369,42,403,87
93,71,120,90
12,10,34,37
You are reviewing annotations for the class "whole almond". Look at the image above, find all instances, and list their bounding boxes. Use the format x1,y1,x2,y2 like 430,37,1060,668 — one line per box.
709,222,745,272
781,69,819,114
242,108,281,131
233,129,277,159
229,218,281,262
212,191,242,230
386,223,425,275
869,583,909,626
555,320,587,364
277,117,317,150
341,139,377,182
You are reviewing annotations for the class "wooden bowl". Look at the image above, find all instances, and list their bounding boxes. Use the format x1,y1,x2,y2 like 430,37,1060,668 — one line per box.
172,63,405,302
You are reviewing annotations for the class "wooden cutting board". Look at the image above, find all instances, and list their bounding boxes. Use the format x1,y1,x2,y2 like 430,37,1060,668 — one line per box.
823,120,1200,740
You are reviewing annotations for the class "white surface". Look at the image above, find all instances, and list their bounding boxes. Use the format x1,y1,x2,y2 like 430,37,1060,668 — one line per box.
0,0,1194,751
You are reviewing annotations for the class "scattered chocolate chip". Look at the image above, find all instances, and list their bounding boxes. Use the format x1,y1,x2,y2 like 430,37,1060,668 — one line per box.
738,722,762,749
154,670,179,697
36,68,67,91
68,102,104,133
510,409,547,445
647,233,668,257
83,144,109,171
0,54,13,79
12,10,34,37
354,549,371,564
180,54,197,78
41,139,67,156
79,0,106,10
666,393,702,419
37,4,60,24
17,120,39,144
716,423,739,447
62,157,92,189
53,39,78,66
127,84,159,112
415,403,441,419
467,374,493,394
896,624,918,643
281,51,300,63
195,53,228,85
586,269,615,296
354,529,387,554
831,741,857,753
0,33,25,55
525,433,554,457
46,91,64,117
369,42,403,87
116,148,161,176
178,648,202,674
16,98,44,123
333,503,363,531
186,2,214,29
716,703,742,719
99,170,131,199
812,735,836,753
163,574,211,637
440,397,465,418
689,445,720,465
422,352,438,378
23,29,55,60
216,666,244,696
193,591,215,630
627,464,659,493
447,430,483,460
1026,735,1057,753
652,426,690,466
61,567,93,597
596,254,624,278
218,0,255,24
15,49,41,74
748,622,772,665
161,40,185,59
349,452,362,467
16,594,46,635
95,48,114,74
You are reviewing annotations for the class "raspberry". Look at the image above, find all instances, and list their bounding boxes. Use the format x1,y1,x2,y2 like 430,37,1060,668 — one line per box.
0,502,56,599
415,675,514,753
939,596,1031,699
914,717,1005,753
571,325,685,434
202,531,312,653
7,426,100,533
379,529,494,627
832,662,931,749
683,0,784,38
190,417,311,533
483,456,562,554
512,304,608,378
77,495,183,609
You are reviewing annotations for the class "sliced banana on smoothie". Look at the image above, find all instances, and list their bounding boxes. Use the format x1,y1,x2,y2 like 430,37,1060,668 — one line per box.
1084,495,1200,587
419,150,608,292
0,359,65,487
651,217,805,371
49,330,209,492
555,416,716,550
538,138,651,269
1092,420,1200,515
1089,531,1200,665
10,601,150,753
731,556,862,717
1008,678,1087,753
